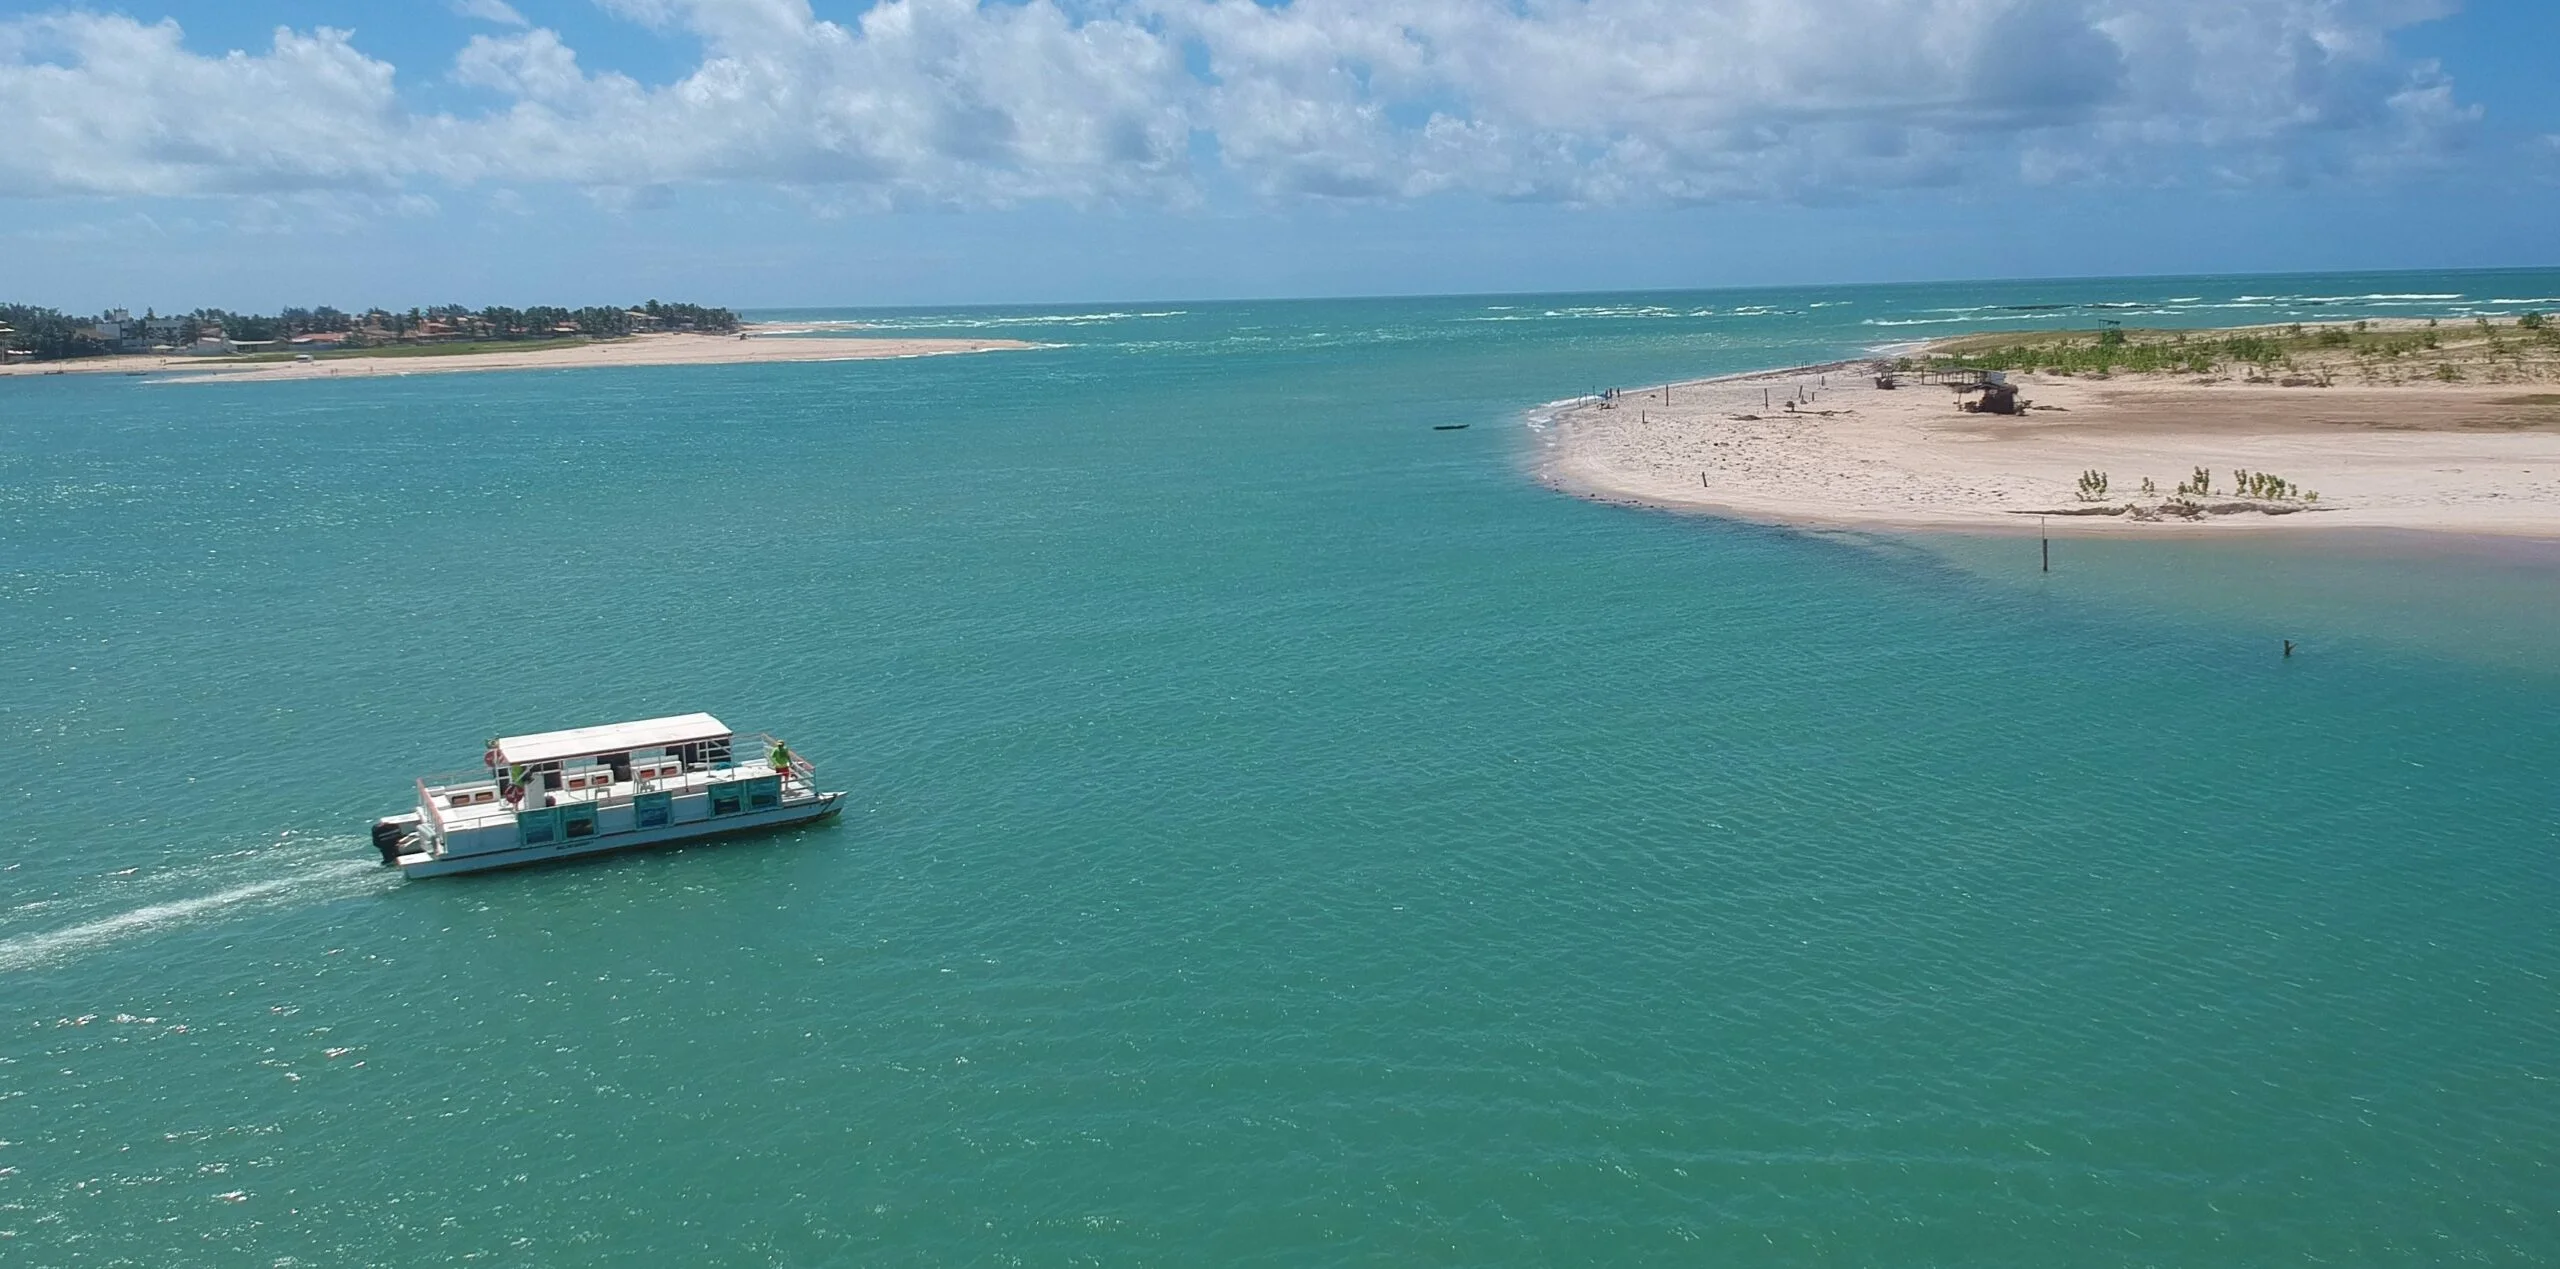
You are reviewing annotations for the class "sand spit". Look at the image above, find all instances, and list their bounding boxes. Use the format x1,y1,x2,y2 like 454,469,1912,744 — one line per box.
0,327,1037,384
1541,331,2560,539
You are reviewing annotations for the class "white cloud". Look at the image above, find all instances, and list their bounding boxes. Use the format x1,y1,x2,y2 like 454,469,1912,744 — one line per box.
0,0,2481,208
0,16,408,197
454,28,607,104
1172,0,2476,201
451,0,530,26
439,0,1197,205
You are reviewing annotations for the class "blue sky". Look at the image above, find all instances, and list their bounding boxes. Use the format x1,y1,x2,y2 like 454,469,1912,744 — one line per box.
1,1,2554,311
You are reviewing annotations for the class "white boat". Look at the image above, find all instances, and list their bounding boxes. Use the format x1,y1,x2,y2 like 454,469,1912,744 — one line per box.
369,713,845,877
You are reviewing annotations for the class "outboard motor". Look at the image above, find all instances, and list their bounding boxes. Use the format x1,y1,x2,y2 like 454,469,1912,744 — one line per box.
371,819,409,865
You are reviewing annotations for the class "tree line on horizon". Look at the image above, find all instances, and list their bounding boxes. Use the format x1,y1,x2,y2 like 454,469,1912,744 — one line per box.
0,299,740,360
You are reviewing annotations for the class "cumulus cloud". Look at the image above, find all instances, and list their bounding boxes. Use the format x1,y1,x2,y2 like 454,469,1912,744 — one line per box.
1175,0,2475,201
428,0,1196,207
0,16,408,197
0,0,2480,207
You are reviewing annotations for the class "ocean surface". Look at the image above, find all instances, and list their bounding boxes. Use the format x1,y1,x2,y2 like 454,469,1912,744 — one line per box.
5,269,2558,1265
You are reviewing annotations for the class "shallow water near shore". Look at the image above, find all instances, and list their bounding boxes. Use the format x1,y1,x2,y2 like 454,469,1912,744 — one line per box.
1912,527,2560,678
6,270,2558,1264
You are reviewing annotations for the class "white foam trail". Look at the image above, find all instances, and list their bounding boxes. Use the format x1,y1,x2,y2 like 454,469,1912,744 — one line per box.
0,859,382,972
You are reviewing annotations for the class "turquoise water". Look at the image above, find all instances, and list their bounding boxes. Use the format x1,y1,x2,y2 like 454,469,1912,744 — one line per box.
6,270,2559,1264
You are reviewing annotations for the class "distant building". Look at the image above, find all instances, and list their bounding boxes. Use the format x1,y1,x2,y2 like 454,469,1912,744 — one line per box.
290,332,349,350
85,317,139,347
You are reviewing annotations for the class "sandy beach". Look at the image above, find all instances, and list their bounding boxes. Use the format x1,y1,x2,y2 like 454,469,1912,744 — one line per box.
1541,323,2560,539
0,327,1037,383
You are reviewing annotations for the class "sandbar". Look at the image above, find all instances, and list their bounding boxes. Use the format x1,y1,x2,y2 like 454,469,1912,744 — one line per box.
0,326,1037,384
1540,323,2560,539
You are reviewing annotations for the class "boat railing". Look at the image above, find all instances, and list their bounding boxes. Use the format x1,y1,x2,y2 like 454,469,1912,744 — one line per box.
416,777,445,833
748,732,819,786
426,743,804,793
417,734,824,827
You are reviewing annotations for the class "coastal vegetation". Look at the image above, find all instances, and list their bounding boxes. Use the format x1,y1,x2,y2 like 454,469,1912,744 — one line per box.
0,299,739,362
1918,314,2560,386
2095,465,2318,512
2231,469,2311,501
0,304,114,360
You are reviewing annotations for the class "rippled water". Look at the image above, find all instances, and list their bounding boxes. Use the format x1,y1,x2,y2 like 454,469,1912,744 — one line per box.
6,271,2558,1263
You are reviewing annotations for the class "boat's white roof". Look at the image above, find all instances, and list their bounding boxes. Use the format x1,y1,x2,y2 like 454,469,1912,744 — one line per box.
496,713,730,765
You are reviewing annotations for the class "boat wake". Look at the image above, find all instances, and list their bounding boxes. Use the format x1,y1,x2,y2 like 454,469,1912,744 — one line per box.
0,838,389,973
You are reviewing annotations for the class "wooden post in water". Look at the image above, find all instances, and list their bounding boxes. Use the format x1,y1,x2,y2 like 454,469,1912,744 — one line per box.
2041,517,2049,573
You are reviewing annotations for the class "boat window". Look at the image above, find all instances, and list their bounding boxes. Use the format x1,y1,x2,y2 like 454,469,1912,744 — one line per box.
746,776,781,811
517,807,559,846
633,792,672,829
562,804,598,839
707,782,744,816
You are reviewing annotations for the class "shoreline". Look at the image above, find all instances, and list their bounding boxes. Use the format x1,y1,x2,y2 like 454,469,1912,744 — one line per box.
1538,326,2560,541
0,325,1040,384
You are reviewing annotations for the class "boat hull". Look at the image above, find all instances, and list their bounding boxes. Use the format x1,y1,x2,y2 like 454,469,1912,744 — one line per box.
392,792,846,877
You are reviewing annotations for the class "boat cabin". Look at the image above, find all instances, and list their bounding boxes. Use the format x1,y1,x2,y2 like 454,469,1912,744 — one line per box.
495,712,737,793
407,713,809,863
